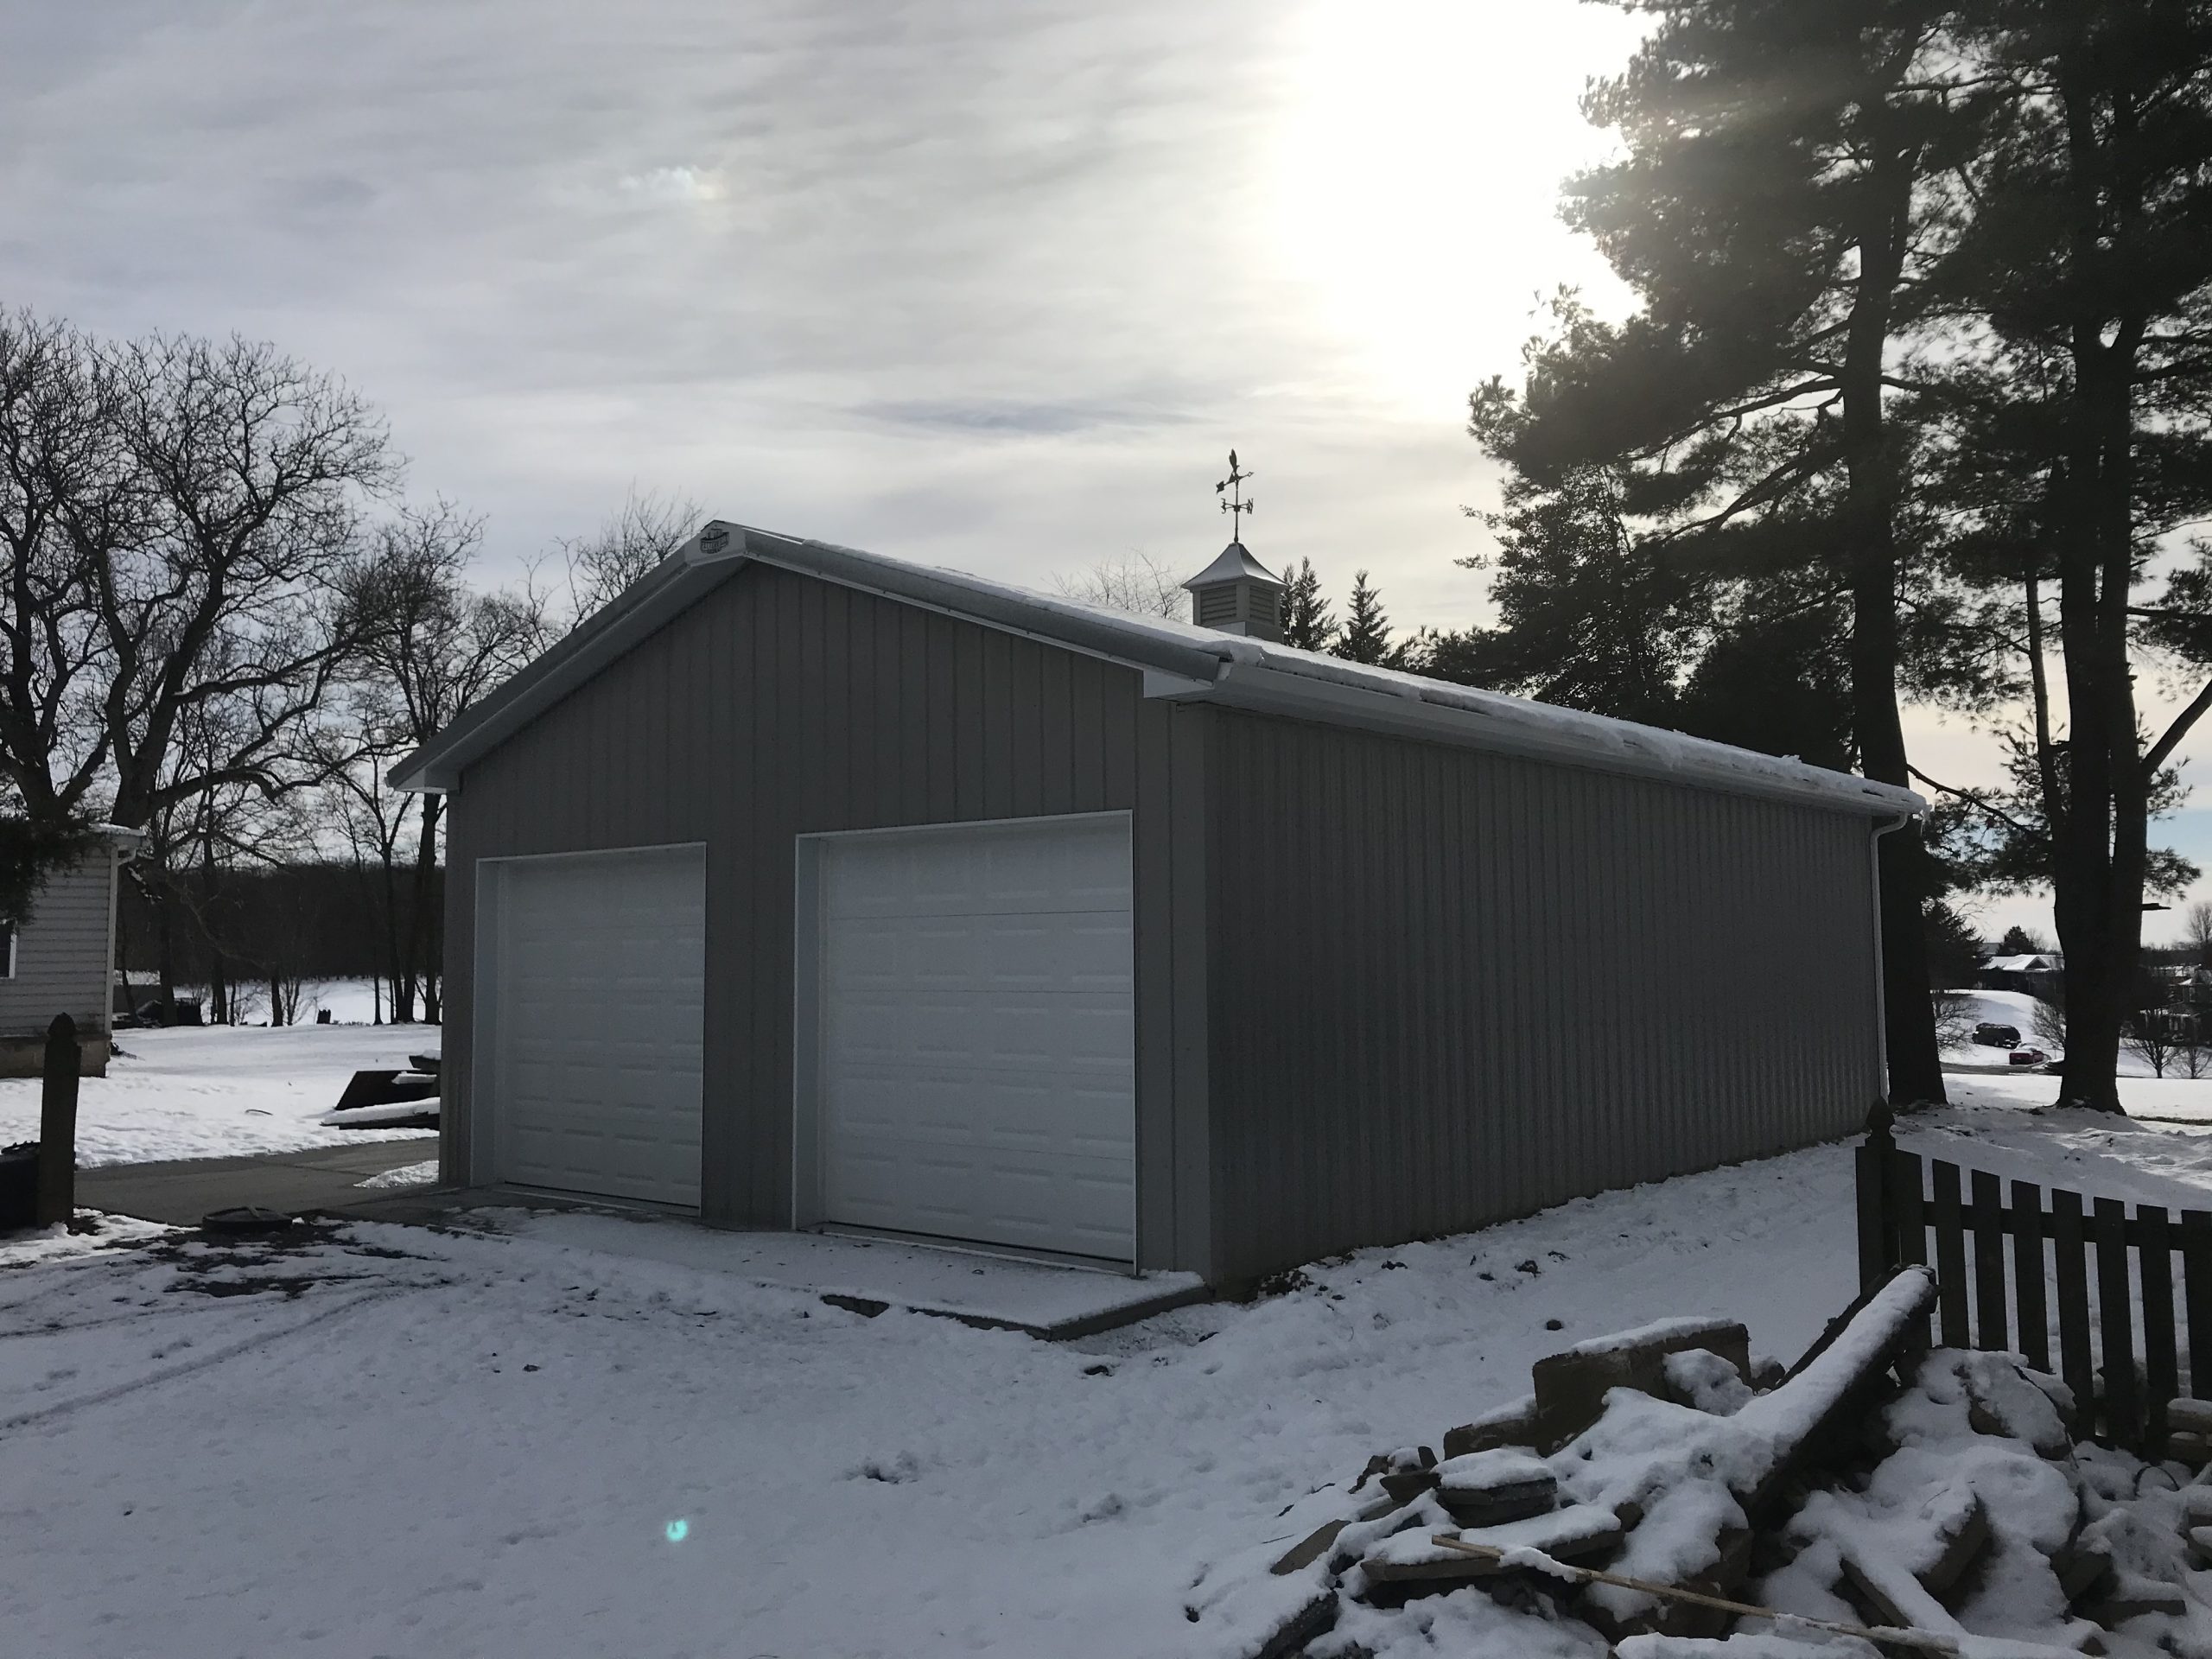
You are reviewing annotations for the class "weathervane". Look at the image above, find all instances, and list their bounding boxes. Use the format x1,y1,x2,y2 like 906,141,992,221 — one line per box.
1216,449,1255,541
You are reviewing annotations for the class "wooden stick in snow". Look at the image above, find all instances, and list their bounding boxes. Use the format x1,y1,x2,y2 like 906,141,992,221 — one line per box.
1421,1533,2082,1657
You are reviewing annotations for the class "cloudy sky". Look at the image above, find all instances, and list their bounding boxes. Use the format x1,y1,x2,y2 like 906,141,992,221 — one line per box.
4,0,2204,939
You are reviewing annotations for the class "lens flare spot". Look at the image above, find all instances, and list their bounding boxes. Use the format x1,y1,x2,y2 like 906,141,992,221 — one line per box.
664,1519,690,1543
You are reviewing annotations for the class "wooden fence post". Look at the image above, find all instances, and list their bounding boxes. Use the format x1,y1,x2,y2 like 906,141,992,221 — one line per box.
34,1013,79,1227
1855,1100,1896,1296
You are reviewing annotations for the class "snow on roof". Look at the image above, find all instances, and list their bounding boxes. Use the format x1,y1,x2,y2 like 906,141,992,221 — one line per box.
1982,954,2060,973
392,521,1928,820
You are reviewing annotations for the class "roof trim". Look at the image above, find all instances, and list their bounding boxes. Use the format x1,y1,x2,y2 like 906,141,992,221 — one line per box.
392,519,1924,819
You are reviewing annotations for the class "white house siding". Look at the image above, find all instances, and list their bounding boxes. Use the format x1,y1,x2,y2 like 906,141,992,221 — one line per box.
0,852,119,1067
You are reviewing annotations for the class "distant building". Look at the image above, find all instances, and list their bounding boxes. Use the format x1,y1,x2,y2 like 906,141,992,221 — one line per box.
0,827,143,1077
1978,952,2063,1001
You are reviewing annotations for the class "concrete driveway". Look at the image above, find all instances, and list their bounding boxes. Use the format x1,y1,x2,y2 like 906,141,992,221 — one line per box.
76,1139,438,1224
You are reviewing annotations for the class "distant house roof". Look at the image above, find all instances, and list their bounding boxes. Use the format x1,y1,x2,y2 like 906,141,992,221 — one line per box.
392,521,1929,820
1983,953,2061,973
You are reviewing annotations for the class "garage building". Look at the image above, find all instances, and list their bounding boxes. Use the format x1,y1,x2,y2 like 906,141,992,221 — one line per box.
395,521,1919,1286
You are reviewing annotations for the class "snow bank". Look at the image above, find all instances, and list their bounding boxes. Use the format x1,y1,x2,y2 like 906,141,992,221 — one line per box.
0,1024,438,1165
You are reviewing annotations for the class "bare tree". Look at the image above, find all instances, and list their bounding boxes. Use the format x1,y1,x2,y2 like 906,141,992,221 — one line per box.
1054,550,1185,620
335,500,548,1020
2122,968,2184,1080
88,331,395,834
2031,995,2068,1054
2177,1019,2209,1081
306,722,415,1023
2126,1010,2177,1080
2187,900,2212,969
135,686,325,1020
1931,990,1977,1052
560,485,701,620
0,309,120,826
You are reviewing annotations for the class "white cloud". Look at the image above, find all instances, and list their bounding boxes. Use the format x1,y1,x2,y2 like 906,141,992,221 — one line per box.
620,165,727,206
0,0,1636,626
25,0,2196,947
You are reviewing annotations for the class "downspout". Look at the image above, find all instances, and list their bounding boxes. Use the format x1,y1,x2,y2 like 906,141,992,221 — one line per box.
1868,810,1914,1098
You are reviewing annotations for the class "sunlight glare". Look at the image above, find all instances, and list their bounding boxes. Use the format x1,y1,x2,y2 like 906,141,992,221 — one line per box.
1268,0,1640,413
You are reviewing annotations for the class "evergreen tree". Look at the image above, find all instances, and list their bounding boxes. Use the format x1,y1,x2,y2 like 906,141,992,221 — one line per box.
1333,571,1397,666
1922,0,2212,1109
1924,899,1987,989
1278,557,1337,652
1996,925,2044,957
1427,463,1700,728
1673,597,1856,770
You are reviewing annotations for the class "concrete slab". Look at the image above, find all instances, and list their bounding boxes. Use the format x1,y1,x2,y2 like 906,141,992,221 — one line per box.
77,1140,438,1226
485,1210,1209,1338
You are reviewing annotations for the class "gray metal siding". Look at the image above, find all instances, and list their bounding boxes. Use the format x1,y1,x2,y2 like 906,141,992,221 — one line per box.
442,563,1213,1272
1202,708,1882,1284
0,852,118,1040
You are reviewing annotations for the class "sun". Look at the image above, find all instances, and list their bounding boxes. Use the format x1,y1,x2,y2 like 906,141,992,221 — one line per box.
1265,0,1643,415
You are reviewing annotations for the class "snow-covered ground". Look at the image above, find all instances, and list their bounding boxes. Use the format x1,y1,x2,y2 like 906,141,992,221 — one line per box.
0,1021,438,1164
1939,987,2061,1071
1939,985,2190,1079
1951,1067,2212,1125
4,1092,2210,1657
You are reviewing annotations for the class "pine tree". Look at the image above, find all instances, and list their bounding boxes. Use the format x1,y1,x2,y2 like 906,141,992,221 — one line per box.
1924,899,1987,990
1333,571,1396,666
1279,557,1337,652
1672,595,1854,770
1927,0,2212,1109
1427,463,1699,728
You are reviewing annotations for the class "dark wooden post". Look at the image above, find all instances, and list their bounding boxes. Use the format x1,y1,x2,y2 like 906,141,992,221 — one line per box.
1855,1099,1896,1295
34,1013,79,1226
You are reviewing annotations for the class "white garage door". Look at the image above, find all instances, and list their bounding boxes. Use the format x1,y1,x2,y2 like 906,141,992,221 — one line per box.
815,815,1135,1261
484,846,706,1208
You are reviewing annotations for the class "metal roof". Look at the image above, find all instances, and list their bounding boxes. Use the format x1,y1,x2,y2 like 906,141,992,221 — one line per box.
1181,541,1282,591
391,519,1924,819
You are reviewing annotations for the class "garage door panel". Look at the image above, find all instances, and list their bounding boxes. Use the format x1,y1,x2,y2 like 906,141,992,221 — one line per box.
815,817,1135,1260
824,822,1130,921
824,916,1131,995
823,999,1133,1077
486,847,705,1209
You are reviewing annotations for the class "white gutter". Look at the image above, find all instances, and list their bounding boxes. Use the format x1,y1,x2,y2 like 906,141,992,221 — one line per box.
1866,810,1914,1097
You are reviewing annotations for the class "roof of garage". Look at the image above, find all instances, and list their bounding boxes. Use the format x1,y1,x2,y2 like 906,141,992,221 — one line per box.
392,519,1924,818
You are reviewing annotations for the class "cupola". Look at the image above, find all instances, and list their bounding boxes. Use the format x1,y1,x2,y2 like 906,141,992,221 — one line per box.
1186,448,1283,640
1183,541,1285,641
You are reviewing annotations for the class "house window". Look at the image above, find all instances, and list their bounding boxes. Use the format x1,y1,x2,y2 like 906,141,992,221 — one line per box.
0,918,14,980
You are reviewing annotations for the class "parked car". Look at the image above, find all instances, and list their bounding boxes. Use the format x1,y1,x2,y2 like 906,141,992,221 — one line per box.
1974,1022,2023,1049
2009,1046,2050,1067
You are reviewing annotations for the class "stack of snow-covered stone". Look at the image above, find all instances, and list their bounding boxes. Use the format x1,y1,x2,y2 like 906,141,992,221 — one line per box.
1198,1267,2212,1657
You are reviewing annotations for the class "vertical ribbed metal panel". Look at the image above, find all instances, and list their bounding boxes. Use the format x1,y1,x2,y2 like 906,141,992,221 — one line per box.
439,563,1206,1268
1204,707,1884,1285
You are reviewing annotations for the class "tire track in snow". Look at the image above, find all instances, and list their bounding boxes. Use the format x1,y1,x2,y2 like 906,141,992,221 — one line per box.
0,1284,409,1437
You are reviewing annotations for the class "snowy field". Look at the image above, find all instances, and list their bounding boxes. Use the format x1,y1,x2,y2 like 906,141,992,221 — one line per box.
1939,985,2188,1080
6,1091,2212,1657
0,1017,438,1164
